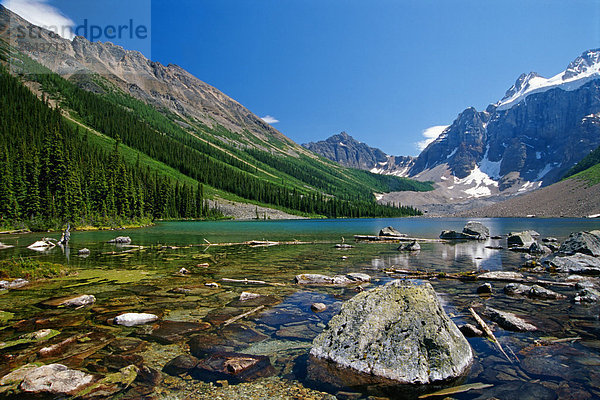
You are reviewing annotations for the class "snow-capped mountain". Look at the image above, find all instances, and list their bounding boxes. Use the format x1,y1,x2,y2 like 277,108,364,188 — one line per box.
404,48,600,199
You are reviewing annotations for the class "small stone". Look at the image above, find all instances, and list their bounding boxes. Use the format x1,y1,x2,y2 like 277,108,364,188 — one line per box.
197,263,210,268
504,283,532,296
477,283,493,295
335,244,354,249
78,248,90,255
239,292,261,301
162,355,199,376
346,273,371,282
179,267,190,275
59,295,96,308
205,282,220,288
18,364,94,395
529,284,566,300
114,313,159,327
543,237,558,243
311,303,327,313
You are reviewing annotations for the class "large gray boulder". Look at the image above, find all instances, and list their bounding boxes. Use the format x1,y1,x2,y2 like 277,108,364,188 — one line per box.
558,232,600,257
462,221,490,240
440,221,490,240
379,226,406,237
548,254,600,274
310,280,473,384
0,364,94,395
507,231,535,248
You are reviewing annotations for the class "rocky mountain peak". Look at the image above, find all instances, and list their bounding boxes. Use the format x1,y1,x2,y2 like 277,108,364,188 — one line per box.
564,48,600,80
501,72,540,102
302,132,389,170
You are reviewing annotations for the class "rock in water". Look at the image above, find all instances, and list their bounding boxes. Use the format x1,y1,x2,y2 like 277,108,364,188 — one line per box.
114,313,158,327
507,231,535,248
108,236,132,244
310,280,473,384
398,240,421,252
462,221,490,240
2,364,94,395
559,232,600,257
379,226,405,237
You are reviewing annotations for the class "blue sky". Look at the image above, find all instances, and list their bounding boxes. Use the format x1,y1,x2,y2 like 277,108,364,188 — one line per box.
4,0,600,156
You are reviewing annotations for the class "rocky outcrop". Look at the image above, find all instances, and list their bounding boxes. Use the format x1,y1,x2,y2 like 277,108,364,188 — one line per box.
548,254,600,274
558,231,600,256
310,280,473,384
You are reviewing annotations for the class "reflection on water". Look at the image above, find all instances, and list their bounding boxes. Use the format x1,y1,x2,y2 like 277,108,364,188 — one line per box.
0,218,600,399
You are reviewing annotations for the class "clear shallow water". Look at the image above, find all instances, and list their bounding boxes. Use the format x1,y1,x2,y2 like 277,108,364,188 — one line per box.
1,218,600,399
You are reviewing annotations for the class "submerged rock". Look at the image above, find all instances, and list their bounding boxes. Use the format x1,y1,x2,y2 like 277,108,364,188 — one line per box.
485,307,537,332
548,254,600,274
310,280,473,384
529,242,551,255
335,244,354,249
507,231,535,248
398,240,421,252
114,313,158,327
163,355,199,376
379,226,405,237
78,248,90,255
193,352,275,383
558,231,600,257
59,295,96,308
76,365,138,398
311,303,327,312
0,363,94,396
239,292,261,301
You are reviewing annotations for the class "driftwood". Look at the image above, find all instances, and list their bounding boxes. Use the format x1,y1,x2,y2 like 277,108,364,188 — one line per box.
469,307,513,363
222,305,265,326
221,278,286,287
354,235,445,243
387,268,575,288
193,240,317,247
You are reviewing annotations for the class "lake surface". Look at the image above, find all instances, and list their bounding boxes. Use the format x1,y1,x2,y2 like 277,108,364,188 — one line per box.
1,218,600,399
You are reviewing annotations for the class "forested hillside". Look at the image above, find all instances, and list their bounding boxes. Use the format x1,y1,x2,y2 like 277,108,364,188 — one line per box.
0,46,425,229
0,62,221,230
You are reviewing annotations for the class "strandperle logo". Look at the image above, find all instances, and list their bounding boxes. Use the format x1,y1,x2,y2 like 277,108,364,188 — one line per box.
15,18,149,42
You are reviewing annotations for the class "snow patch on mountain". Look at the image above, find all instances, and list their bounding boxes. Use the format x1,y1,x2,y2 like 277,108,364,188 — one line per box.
453,165,498,198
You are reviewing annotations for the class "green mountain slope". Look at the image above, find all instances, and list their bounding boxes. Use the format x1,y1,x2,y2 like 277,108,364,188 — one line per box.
0,48,429,228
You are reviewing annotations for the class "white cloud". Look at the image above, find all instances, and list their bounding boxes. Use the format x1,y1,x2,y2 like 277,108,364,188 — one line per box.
416,125,449,152
261,115,279,124
2,0,75,39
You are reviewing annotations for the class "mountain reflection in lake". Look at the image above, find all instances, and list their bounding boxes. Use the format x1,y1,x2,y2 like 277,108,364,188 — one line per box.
0,218,599,399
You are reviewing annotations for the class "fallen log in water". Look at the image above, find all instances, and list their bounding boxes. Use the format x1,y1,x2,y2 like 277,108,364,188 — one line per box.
221,278,286,287
469,307,514,363
354,235,446,243
222,305,265,326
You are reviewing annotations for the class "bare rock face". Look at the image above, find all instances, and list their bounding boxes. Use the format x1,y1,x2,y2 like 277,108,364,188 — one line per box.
310,280,473,384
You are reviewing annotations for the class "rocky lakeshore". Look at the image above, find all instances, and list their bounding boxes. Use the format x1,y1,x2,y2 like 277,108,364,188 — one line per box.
0,219,600,399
